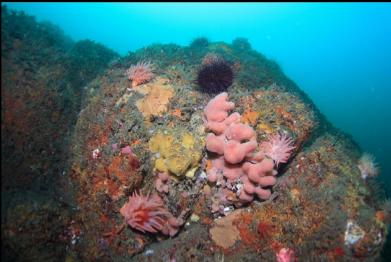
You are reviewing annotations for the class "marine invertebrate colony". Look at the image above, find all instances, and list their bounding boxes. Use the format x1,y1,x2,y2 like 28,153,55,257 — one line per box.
197,56,234,94
135,77,174,119
204,92,295,207
125,61,155,87
358,153,379,179
148,130,203,177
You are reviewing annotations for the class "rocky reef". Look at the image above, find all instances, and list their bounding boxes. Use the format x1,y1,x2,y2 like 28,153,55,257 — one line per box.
1,6,390,262
1,6,118,261
65,38,390,261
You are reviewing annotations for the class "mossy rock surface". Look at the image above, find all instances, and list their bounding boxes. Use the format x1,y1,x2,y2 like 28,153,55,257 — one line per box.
1,6,388,261
68,41,386,261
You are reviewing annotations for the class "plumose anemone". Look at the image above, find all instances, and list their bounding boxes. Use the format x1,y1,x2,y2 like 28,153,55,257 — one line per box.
260,132,296,167
196,57,234,94
358,153,379,179
120,192,168,233
125,61,154,87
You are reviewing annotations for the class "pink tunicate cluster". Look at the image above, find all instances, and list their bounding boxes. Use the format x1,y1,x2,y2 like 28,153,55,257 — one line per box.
204,92,295,207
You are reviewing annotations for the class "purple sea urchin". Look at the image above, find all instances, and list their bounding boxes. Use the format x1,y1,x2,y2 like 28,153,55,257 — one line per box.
196,57,234,94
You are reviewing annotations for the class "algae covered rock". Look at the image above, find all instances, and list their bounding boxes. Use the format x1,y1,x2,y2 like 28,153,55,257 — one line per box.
1,7,118,262
64,40,388,261
2,7,388,261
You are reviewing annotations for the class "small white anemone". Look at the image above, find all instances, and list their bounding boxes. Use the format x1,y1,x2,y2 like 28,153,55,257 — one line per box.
358,153,379,179
344,219,365,246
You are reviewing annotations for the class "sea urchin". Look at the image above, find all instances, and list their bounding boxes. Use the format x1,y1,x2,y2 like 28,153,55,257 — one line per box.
196,56,234,94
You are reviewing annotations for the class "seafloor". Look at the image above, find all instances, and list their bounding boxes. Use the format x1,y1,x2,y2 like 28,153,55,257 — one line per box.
1,7,390,262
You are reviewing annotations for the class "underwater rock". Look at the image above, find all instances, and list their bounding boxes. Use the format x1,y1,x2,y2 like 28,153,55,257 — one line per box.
189,36,209,49
1,191,72,261
65,41,389,261
1,8,388,260
232,37,252,51
1,7,118,262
